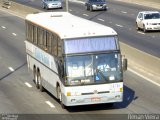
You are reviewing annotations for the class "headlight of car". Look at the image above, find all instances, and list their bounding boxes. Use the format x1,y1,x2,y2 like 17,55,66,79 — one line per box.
48,4,52,7
92,4,96,7
103,4,107,6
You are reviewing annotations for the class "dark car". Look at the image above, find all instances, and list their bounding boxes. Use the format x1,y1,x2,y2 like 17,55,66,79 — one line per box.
85,0,107,11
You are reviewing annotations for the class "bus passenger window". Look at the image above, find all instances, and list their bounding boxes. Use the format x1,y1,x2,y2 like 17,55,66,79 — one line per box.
51,35,58,56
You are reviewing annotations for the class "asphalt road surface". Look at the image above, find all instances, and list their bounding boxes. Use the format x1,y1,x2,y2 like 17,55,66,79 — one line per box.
12,0,160,57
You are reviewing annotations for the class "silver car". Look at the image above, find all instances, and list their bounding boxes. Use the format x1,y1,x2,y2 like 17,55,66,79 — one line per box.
136,11,160,32
42,0,62,10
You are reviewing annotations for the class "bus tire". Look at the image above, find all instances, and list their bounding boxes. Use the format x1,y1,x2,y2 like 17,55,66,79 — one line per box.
36,70,40,89
34,69,39,89
33,66,36,82
57,86,65,109
38,73,44,92
35,76,39,89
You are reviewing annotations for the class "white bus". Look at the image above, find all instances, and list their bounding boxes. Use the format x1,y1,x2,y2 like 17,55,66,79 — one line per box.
25,12,127,108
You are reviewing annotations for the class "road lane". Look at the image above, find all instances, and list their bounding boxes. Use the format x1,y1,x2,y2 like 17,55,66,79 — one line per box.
67,1,160,57
8,0,160,57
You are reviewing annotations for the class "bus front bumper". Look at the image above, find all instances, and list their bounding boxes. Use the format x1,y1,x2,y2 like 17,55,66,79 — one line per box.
63,92,123,106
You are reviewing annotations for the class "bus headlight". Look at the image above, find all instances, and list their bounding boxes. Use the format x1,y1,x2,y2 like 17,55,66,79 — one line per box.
67,92,71,96
120,88,123,92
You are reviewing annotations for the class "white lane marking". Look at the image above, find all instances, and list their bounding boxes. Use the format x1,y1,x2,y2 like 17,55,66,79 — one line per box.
128,68,160,87
97,18,105,22
25,82,32,88
45,101,55,108
137,31,145,35
12,33,17,36
115,24,123,27
121,11,127,14
152,36,155,38
1,26,6,29
83,14,89,16
8,67,14,72
69,0,85,4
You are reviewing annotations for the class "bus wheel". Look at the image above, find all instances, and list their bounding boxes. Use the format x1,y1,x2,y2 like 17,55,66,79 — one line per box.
33,67,36,82
38,73,44,92
57,86,65,109
35,72,39,89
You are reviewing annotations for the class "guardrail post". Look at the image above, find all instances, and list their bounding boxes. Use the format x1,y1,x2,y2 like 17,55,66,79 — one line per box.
2,0,12,9
66,0,69,12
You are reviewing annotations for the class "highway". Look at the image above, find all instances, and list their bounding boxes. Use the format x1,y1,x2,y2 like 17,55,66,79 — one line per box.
0,4,160,118
13,0,160,57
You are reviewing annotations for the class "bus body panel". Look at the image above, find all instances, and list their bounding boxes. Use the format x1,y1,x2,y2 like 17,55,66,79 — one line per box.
26,41,61,99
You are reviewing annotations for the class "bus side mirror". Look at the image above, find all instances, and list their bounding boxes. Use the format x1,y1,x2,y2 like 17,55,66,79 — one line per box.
59,59,64,78
123,58,127,71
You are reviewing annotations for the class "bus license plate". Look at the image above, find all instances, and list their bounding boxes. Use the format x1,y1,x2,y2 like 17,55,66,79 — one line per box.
91,97,101,102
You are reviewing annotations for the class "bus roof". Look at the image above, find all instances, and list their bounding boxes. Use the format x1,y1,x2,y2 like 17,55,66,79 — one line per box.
26,12,117,39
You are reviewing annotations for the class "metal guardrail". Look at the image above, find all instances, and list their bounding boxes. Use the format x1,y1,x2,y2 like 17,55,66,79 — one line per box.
2,0,12,9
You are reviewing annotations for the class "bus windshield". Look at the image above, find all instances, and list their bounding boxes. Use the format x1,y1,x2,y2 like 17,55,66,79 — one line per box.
64,52,122,86
64,36,119,54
